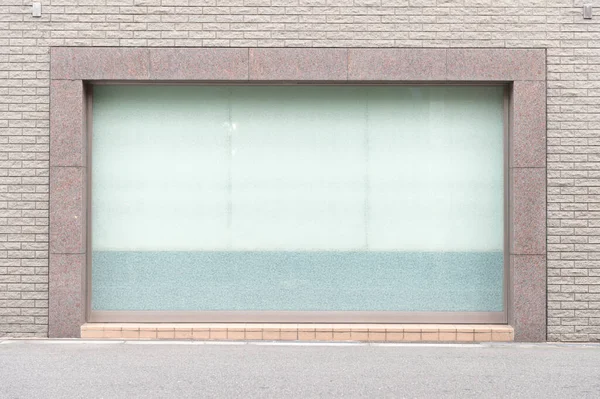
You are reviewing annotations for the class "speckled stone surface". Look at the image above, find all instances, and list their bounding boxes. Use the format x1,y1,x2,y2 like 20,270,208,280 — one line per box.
447,49,546,81
511,168,546,255
50,80,85,167
512,255,546,342
249,48,347,81
512,81,547,168
49,254,86,338
149,48,248,80
50,167,86,254
51,47,149,80
348,49,446,81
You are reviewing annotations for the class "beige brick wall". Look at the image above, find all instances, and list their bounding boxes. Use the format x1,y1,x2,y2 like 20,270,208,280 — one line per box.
0,0,598,341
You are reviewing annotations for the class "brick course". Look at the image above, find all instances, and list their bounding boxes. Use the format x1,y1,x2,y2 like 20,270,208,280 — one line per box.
0,0,598,341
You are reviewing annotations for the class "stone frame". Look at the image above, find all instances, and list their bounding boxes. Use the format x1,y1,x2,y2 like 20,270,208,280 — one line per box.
49,47,546,341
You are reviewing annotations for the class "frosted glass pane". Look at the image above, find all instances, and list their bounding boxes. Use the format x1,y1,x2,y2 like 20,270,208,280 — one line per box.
367,87,504,251
92,86,230,251
229,87,367,250
91,85,505,313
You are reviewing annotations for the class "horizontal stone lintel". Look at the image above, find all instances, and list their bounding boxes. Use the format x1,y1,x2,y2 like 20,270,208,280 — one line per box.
50,47,546,82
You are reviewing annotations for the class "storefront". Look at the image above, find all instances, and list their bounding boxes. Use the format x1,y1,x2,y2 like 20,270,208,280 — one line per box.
48,48,546,341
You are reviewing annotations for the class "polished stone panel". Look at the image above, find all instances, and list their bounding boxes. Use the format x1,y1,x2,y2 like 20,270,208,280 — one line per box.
149,48,248,80
51,47,149,80
50,167,86,254
512,81,547,168
511,168,546,255
447,49,545,81
249,48,347,80
348,49,446,81
50,80,85,167
512,255,546,342
49,254,86,338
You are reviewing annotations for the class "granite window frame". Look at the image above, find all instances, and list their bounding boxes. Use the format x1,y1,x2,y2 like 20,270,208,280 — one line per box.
49,48,546,341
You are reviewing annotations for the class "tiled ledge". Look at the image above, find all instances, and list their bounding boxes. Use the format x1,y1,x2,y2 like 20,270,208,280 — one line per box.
81,323,514,342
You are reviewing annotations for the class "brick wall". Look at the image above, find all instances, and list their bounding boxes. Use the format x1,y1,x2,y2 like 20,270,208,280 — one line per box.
0,0,598,341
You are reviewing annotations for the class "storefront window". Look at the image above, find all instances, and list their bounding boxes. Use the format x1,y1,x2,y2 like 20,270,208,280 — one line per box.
91,85,505,317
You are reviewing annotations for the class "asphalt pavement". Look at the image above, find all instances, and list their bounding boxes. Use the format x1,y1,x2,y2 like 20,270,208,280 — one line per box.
1,340,600,398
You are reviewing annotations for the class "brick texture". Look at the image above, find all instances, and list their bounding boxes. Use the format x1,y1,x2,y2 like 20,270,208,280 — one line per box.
0,0,598,341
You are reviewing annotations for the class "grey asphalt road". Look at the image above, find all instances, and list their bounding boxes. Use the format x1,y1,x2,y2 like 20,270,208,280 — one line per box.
1,340,600,399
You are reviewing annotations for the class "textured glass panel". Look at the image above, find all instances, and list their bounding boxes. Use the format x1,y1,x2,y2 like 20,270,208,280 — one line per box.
91,85,505,313
229,87,367,250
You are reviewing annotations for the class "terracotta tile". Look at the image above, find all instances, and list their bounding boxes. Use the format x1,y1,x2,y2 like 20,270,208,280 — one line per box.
120,324,142,330
386,332,404,341
315,331,333,341
175,330,193,339
262,330,280,340
421,332,439,342
81,330,104,339
368,332,386,342
385,325,403,333
349,324,370,332
492,331,513,342
474,332,492,342
121,330,140,339
192,330,210,340
298,330,316,341
402,332,421,342
245,330,263,340
227,330,245,340
157,331,175,339
103,330,122,339
350,331,369,341
313,324,333,332
157,324,179,330
492,326,514,333
139,329,157,339
333,331,351,341
439,331,457,341
209,329,227,340
333,324,353,331
280,331,298,341
456,332,474,342
200,324,223,329
220,323,246,329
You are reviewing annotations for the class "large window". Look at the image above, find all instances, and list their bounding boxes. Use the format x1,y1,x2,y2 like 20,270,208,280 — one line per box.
90,85,506,321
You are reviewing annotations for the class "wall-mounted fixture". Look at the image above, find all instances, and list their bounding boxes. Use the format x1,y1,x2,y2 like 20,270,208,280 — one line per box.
584,4,593,19
32,2,41,18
